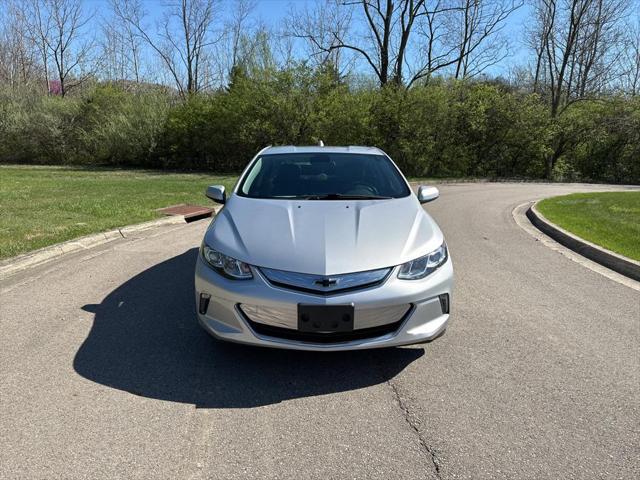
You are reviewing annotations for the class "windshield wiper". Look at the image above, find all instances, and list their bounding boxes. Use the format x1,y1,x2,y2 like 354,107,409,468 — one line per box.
303,193,392,200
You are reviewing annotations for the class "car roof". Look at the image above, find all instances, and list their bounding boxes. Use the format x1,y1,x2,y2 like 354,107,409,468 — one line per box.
260,145,386,156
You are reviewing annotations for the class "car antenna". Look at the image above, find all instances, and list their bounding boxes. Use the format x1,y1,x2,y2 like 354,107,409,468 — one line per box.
318,140,324,147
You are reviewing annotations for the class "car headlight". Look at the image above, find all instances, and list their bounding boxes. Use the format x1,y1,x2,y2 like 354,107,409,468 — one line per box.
398,243,448,280
201,244,253,279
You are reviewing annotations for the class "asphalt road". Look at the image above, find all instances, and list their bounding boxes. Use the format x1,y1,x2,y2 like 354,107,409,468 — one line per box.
1,183,639,479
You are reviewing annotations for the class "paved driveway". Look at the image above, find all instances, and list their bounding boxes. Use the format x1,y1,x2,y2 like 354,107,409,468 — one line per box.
1,183,638,479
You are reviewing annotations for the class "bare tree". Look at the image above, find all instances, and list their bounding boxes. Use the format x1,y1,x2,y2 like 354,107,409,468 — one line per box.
210,0,260,84
229,0,256,72
19,0,52,93
112,0,221,96
0,0,41,88
18,0,93,96
531,0,631,110
529,0,630,176
528,0,555,92
619,16,640,95
339,0,416,86
451,0,522,79
47,0,93,95
408,0,519,86
287,0,521,87
535,0,628,114
99,0,144,85
289,0,434,87
407,1,462,86
286,0,355,79
569,0,628,97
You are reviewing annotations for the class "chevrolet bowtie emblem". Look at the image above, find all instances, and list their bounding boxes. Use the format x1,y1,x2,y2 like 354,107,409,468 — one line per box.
314,278,339,287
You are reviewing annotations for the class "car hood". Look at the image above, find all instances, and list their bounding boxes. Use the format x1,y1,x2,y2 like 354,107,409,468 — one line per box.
203,194,443,275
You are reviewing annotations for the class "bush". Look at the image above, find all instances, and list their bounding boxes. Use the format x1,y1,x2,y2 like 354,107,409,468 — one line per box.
0,92,82,164
0,85,168,167
77,85,170,167
0,67,637,184
558,98,640,184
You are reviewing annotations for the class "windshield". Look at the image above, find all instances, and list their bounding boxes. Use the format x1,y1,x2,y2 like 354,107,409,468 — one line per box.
237,153,411,200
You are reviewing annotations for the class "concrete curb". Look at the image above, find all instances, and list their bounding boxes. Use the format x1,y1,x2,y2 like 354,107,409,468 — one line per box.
0,215,188,279
526,202,640,282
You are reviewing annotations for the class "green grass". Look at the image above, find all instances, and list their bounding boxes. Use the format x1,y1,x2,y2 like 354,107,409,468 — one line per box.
537,192,640,261
0,165,237,260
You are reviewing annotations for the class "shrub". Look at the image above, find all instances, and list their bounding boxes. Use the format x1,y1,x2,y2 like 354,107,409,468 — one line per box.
0,68,637,184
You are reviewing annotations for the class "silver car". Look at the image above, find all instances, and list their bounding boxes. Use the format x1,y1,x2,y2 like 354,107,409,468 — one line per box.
195,145,453,351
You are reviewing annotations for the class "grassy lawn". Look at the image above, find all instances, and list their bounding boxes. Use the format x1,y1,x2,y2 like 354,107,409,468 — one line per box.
537,192,640,261
0,165,237,260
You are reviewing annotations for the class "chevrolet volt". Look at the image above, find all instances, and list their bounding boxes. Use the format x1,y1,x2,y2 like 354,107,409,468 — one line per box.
195,145,453,351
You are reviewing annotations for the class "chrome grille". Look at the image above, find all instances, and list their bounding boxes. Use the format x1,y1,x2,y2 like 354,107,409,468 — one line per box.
239,303,411,330
259,266,392,295
238,304,297,329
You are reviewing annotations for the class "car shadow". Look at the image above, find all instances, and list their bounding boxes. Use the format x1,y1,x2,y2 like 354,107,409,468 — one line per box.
73,248,424,409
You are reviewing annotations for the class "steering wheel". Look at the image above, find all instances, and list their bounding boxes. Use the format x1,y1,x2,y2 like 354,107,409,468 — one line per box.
347,183,378,195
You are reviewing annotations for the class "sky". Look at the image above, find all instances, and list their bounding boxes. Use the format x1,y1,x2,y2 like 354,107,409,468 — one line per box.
89,0,318,27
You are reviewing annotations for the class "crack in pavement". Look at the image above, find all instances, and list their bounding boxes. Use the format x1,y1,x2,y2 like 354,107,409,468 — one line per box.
387,379,443,479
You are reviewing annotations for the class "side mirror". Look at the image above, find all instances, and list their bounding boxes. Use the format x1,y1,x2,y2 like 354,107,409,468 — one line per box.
205,185,226,204
417,185,439,204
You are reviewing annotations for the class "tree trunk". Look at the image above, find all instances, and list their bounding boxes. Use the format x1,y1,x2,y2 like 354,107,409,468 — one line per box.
545,134,565,179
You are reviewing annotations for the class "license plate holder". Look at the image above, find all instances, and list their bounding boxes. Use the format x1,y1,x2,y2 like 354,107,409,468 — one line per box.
298,304,354,333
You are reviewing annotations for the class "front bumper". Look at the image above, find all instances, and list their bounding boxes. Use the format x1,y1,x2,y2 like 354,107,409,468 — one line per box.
194,255,453,351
